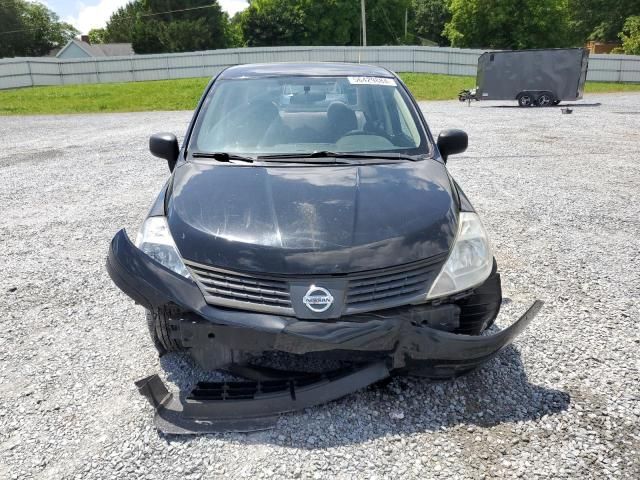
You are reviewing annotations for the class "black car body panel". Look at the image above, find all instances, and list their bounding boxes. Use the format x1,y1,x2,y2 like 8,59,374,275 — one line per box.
167,160,457,275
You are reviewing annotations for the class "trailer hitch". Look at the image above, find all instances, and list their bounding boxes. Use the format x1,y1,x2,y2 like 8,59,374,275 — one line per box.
135,361,390,434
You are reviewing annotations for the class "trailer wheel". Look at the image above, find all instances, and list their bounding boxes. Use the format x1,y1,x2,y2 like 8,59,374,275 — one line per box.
517,92,533,107
536,92,554,107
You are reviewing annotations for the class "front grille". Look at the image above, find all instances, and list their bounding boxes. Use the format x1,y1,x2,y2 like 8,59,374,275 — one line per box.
185,260,294,315
185,255,445,317
344,258,441,313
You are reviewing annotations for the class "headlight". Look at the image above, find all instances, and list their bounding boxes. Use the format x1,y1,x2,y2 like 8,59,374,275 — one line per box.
135,216,190,278
427,212,493,299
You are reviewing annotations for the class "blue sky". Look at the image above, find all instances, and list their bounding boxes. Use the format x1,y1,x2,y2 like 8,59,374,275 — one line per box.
42,0,249,34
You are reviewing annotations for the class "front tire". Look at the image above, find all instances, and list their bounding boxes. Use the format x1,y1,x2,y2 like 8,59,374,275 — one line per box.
145,308,183,355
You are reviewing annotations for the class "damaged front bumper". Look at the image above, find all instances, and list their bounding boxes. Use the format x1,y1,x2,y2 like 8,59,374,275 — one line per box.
107,229,542,433
107,229,541,371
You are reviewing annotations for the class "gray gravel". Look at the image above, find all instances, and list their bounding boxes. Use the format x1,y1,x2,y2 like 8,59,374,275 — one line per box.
1,94,639,479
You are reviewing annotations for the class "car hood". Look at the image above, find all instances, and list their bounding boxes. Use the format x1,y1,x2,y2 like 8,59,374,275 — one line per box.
167,160,458,275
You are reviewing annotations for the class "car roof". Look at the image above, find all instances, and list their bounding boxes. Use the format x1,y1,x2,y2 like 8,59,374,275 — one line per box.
218,62,395,79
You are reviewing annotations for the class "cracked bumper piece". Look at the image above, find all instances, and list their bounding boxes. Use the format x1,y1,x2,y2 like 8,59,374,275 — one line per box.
135,362,390,434
108,229,542,370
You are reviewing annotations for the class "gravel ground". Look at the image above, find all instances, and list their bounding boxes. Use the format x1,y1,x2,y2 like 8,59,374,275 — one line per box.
1,94,639,479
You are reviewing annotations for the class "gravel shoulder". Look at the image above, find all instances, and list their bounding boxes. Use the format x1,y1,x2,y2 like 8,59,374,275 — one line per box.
0,95,639,479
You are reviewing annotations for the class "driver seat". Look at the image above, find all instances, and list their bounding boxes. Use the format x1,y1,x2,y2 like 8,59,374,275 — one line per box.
327,102,358,142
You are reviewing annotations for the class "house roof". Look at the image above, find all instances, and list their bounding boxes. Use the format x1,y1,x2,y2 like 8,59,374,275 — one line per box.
56,39,134,58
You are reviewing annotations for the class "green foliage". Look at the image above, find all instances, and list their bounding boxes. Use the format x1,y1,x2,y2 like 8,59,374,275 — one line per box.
567,0,640,43
0,0,78,58
226,13,245,47
239,0,412,47
411,0,450,46
103,2,143,43
103,0,230,53
240,0,309,47
88,28,107,44
619,16,640,55
444,0,572,49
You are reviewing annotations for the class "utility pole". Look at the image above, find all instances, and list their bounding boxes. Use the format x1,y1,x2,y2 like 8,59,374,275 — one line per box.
404,8,408,39
361,0,367,47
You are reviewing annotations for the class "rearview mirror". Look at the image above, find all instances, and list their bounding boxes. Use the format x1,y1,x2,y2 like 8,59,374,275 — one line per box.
149,133,179,171
437,129,468,162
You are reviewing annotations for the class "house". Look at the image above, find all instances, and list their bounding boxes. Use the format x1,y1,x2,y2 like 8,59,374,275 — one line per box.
585,41,621,55
56,35,134,59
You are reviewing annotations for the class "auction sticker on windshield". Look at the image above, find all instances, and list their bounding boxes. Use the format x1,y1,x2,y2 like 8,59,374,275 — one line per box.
348,76,396,86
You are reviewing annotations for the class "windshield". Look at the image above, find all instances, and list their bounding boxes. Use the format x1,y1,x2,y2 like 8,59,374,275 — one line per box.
189,75,429,158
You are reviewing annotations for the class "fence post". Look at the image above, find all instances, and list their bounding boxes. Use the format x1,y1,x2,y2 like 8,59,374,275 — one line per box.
618,59,623,83
26,60,33,87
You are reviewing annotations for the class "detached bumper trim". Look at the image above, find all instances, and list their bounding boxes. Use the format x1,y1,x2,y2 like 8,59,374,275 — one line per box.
135,362,390,434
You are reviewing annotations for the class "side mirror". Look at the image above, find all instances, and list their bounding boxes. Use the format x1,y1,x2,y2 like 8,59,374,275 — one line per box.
437,129,468,162
149,133,179,171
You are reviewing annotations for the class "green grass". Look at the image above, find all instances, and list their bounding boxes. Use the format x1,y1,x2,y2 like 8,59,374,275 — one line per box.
0,73,638,115
583,81,640,93
399,73,476,100
0,77,210,115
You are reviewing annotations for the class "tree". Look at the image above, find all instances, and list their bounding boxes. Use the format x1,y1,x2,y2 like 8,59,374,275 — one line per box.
103,0,230,53
567,0,640,43
103,2,143,43
619,16,640,55
227,12,245,47
88,28,107,44
367,0,413,45
239,0,308,47
239,0,412,47
412,0,450,45
0,0,26,58
0,0,78,58
444,0,572,49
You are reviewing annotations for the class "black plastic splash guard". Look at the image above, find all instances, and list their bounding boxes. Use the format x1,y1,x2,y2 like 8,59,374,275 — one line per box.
135,361,390,434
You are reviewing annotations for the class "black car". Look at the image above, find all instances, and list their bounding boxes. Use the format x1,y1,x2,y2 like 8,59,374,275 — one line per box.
107,63,541,433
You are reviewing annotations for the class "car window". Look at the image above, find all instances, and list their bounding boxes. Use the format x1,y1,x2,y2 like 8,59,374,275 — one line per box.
190,75,429,158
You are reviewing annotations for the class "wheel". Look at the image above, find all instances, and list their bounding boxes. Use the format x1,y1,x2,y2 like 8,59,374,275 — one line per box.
536,92,554,107
145,308,183,355
553,99,561,105
517,92,533,107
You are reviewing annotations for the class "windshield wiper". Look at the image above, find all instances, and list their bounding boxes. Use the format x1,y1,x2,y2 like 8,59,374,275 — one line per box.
191,152,254,163
258,151,421,162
